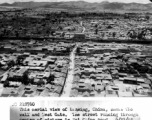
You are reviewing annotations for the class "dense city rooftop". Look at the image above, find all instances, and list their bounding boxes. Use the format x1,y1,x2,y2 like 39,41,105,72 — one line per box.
0,8,152,97
0,40,152,97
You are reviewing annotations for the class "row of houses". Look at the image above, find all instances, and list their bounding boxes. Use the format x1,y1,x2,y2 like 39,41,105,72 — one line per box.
71,42,152,97
0,46,71,97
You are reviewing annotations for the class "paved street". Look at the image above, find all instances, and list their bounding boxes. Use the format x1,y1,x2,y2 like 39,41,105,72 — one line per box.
61,45,77,97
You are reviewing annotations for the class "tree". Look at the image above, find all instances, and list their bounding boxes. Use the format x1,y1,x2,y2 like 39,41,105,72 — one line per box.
145,15,150,20
76,47,80,54
107,25,112,29
127,30,137,39
95,29,98,34
22,73,29,85
137,29,148,40
50,75,54,81
112,32,116,38
30,78,34,85
0,62,2,67
95,24,98,28
8,60,15,68
37,80,45,86
47,74,55,84
4,80,9,87
66,47,70,53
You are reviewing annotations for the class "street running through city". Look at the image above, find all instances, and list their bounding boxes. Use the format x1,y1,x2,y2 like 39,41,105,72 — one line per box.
61,44,78,97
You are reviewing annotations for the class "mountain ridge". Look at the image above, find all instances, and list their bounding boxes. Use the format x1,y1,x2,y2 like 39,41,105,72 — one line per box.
0,1,152,12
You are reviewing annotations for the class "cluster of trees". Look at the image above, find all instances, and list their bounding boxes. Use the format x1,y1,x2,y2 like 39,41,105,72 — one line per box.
76,47,80,54
47,74,55,84
3,72,29,87
130,63,152,74
3,73,56,87
127,28,152,40
0,14,63,38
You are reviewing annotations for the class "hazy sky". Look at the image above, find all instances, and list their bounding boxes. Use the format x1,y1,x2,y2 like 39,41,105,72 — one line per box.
0,0,151,4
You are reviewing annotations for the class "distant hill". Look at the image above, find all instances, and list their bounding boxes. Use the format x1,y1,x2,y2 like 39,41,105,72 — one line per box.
0,1,152,12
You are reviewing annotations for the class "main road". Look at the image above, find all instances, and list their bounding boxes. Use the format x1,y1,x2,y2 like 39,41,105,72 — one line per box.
80,21,86,33
61,21,84,97
61,44,78,97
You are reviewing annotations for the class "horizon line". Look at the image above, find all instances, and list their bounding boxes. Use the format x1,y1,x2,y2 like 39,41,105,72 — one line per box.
0,0,151,4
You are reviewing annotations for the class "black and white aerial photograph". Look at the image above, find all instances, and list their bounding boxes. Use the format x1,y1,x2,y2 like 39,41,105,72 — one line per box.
0,0,152,97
